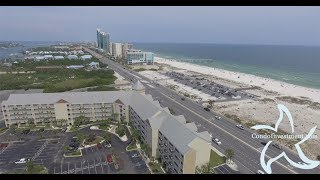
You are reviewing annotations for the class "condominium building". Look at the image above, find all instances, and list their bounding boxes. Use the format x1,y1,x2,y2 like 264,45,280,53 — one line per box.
126,50,154,65
96,28,110,53
1,81,219,174
111,42,123,58
121,43,133,58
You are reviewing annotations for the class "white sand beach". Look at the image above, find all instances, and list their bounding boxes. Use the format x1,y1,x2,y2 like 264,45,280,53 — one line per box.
150,56,320,159
155,57,320,103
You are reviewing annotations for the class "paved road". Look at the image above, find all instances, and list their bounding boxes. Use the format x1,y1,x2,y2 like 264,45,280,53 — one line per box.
84,46,320,174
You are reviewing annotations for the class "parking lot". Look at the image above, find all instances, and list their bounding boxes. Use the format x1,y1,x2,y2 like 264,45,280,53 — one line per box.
0,138,62,173
0,125,151,174
51,140,150,174
164,71,257,102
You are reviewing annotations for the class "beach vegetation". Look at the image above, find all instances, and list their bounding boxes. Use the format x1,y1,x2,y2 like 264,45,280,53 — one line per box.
134,68,147,72
0,60,116,92
261,98,275,102
87,85,117,91
224,113,242,124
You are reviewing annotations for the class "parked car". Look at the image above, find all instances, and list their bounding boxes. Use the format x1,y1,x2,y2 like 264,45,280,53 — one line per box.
236,124,245,130
106,154,113,164
213,138,222,145
181,97,185,101
204,107,210,111
14,158,29,164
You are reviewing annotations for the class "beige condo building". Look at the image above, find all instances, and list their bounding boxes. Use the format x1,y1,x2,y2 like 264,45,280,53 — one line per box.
1,81,221,174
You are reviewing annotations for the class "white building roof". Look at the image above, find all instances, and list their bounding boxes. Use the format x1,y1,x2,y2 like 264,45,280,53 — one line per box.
89,62,99,66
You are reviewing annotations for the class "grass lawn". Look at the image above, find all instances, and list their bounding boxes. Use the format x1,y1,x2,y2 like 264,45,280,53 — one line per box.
148,162,164,174
84,136,104,145
209,150,225,167
8,165,48,174
126,141,137,151
65,150,82,157
99,124,110,131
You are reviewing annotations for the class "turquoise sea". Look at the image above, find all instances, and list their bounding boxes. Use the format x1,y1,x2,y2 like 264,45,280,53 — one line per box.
134,43,320,89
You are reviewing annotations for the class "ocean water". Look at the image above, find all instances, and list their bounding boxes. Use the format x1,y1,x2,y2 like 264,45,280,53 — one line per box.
134,43,320,89
0,41,58,60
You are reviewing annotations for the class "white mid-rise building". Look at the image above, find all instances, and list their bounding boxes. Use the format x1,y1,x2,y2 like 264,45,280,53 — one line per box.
112,43,122,58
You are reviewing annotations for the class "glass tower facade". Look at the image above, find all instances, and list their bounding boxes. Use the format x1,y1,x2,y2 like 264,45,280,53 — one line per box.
96,28,110,53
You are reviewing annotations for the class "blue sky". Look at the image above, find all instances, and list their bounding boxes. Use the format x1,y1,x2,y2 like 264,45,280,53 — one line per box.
0,6,320,46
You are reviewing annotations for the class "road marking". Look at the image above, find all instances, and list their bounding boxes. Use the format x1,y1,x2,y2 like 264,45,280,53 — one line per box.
67,162,70,174
159,91,297,174
81,161,83,174
87,161,90,174
60,160,63,174
94,159,98,174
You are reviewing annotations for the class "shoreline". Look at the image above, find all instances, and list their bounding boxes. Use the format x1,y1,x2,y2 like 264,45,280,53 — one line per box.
155,56,320,103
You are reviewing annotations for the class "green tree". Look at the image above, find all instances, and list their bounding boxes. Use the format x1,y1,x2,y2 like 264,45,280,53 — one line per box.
225,149,235,163
103,133,112,142
195,163,215,174
87,134,96,143
74,116,89,127
140,143,151,157
131,128,141,143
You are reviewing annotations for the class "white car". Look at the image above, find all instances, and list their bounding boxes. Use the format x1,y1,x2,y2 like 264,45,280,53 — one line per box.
14,158,28,164
236,124,244,130
213,138,221,145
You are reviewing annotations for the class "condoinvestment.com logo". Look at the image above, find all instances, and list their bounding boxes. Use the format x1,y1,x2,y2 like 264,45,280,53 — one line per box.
252,133,318,140
251,104,320,174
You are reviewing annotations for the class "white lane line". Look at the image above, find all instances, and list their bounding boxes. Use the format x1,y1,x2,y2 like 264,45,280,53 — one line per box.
159,91,297,174
87,161,90,174
94,159,98,174
81,161,84,174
